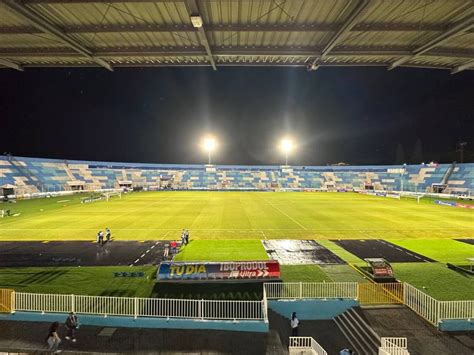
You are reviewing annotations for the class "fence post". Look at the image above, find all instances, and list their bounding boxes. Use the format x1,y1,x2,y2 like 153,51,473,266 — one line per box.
200,299,204,320
71,294,75,313
299,282,302,299
11,290,16,314
134,297,138,319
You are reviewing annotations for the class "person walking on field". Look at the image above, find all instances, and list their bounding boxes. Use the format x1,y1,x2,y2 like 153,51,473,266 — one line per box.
46,321,61,353
290,312,299,336
105,227,111,242
65,312,79,343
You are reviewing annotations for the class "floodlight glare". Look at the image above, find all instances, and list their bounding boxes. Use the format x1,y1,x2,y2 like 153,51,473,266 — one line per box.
280,138,294,165
202,136,217,164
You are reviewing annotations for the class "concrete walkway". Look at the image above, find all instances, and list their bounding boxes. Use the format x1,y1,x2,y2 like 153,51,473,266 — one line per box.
0,320,269,354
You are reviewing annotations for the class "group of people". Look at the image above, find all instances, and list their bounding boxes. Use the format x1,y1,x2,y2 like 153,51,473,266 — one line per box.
46,312,79,353
96,227,111,245
181,229,190,245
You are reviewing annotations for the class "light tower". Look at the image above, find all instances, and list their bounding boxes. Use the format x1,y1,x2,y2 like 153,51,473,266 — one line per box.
280,138,294,166
202,136,217,165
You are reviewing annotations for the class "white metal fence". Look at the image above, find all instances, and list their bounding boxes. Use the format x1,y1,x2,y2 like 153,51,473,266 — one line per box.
9,282,474,326
289,336,327,355
378,337,409,355
438,300,474,321
403,283,439,325
264,282,358,300
14,292,265,321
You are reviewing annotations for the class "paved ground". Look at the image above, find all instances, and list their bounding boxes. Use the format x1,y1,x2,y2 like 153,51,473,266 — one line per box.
456,239,474,246
332,239,435,263
356,306,474,355
0,320,270,355
0,241,172,267
268,309,350,354
262,240,345,265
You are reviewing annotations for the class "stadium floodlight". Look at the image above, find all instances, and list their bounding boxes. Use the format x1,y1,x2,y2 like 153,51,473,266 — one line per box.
279,138,294,165
202,136,217,165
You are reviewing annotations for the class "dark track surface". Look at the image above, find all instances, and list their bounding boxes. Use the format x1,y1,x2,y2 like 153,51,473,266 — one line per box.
332,239,435,263
262,239,345,265
0,320,269,355
456,239,474,245
0,241,169,267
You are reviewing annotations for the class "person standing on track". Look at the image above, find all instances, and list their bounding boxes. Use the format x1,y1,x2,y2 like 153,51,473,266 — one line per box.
65,312,79,343
290,312,299,336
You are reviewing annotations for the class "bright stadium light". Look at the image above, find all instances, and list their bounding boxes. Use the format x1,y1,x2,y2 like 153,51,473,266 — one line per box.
201,136,217,165
280,137,294,165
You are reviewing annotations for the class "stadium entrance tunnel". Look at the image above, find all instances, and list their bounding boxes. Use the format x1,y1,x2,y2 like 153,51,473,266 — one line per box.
262,240,345,265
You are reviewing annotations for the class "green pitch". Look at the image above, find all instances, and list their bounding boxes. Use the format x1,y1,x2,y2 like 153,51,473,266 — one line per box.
0,191,472,240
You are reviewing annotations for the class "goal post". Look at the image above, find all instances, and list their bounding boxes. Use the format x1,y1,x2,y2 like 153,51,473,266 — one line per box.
103,191,122,201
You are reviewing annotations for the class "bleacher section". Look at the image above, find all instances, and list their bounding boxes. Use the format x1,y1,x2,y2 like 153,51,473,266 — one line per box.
1,155,473,195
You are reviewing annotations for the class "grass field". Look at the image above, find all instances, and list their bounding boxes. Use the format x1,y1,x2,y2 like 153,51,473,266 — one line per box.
0,191,472,300
0,191,472,240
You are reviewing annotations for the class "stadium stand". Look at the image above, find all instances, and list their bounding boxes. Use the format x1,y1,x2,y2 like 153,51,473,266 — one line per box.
1,155,473,196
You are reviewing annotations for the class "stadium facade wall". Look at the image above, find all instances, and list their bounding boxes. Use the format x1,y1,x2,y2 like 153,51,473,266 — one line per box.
1,155,473,195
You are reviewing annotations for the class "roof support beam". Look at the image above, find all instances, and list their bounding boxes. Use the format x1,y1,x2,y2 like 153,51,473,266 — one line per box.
0,58,23,71
1,46,473,59
184,0,216,70
309,0,372,70
389,12,474,70
2,0,113,71
451,60,474,74
2,23,474,35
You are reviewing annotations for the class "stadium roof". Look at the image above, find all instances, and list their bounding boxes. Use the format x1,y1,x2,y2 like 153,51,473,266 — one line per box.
0,0,473,73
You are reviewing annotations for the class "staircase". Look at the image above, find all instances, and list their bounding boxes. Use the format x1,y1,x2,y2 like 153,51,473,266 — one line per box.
441,162,456,187
334,308,380,355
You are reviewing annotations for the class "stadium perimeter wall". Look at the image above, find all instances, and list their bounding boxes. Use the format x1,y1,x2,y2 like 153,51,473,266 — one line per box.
1,155,473,195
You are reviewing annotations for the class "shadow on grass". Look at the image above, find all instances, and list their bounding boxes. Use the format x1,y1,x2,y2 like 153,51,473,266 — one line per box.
150,281,264,300
17,270,70,285
100,289,138,297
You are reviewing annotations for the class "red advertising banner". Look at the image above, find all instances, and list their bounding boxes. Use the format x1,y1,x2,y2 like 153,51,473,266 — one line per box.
157,260,280,282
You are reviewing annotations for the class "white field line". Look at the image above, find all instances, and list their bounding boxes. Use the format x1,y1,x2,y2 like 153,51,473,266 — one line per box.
262,200,308,230
260,230,268,240
129,240,161,266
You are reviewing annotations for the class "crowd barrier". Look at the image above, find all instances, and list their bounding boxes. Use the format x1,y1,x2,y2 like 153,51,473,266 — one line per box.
13,292,266,321
379,337,409,355
2,282,472,329
289,336,327,355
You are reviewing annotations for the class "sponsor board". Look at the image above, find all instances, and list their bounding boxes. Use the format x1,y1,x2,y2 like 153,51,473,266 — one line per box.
157,260,280,282
434,200,474,209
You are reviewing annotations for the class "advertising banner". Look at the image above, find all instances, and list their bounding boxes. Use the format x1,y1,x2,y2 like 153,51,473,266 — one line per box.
157,260,280,282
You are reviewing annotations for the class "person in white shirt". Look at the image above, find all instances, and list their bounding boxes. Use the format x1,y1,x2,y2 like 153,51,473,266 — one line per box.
290,312,299,336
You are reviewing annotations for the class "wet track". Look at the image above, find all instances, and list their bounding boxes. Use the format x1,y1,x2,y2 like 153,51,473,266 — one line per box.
0,241,169,267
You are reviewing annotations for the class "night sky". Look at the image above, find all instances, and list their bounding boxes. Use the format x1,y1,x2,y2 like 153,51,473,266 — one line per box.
0,67,473,166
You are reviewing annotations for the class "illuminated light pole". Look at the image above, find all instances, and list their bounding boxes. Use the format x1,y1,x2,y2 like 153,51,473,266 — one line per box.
280,138,294,166
202,136,217,165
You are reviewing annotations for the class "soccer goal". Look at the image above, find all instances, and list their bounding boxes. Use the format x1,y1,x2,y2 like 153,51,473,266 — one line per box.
403,193,424,204
103,191,122,201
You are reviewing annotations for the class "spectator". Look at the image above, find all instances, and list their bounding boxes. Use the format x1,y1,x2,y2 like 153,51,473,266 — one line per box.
170,240,177,254
181,229,186,245
65,312,79,343
46,321,61,353
339,349,354,355
290,312,299,336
